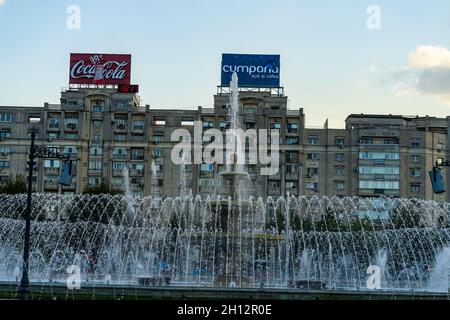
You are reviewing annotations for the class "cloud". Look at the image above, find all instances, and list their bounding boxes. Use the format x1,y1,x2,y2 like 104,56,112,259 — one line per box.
408,46,450,69
379,46,450,104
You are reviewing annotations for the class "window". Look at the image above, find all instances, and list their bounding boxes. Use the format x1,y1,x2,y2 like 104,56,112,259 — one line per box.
92,105,104,113
0,146,11,155
90,147,103,156
115,134,127,142
63,146,77,156
0,113,12,123
44,160,60,168
89,177,102,186
286,137,299,145
411,141,421,148
154,117,166,126
48,118,60,128
0,130,11,139
411,155,421,163
0,161,10,169
113,148,127,158
410,168,421,177
360,138,374,145
271,106,280,111
66,133,78,140
113,162,126,170
132,120,145,131
48,133,60,139
269,180,281,189
89,134,101,143
307,135,319,145
131,148,145,160
411,184,421,193
245,107,257,114
286,181,298,190
270,123,281,130
112,177,123,185
286,151,298,162
93,120,103,128
359,166,400,175
201,164,214,172
307,153,320,161
307,168,319,177
152,149,165,158
334,181,345,191
245,123,256,130
306,183,318,191
335,153,345,162
199,178,214,188
203,121,214,129
64,115,79,125
286,165,298,174
131,163,145,171
384,138,399,145
359,152,399,160
335,138,345,147
89,161,102,170
287,123,299,134
152,133,165,143
335,166,345,176
359,180,399,190
181,118,195,126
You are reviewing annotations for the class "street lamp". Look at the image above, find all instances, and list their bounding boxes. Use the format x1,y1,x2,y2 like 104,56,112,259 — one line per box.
18,118,75,300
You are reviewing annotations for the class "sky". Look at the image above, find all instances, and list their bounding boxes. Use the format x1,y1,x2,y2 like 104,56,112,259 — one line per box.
0,0,450,128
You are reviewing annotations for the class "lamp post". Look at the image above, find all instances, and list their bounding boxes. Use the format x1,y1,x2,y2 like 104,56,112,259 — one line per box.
18,127,37,300
18,122,74,300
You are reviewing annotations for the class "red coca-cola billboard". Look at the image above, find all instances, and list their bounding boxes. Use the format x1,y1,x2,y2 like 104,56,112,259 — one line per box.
69,53,132,85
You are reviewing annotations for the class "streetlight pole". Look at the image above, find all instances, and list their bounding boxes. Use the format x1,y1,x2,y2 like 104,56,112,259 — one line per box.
18,126,37,300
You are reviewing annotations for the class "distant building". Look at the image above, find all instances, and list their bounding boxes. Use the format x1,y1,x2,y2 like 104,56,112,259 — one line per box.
0,86,448,201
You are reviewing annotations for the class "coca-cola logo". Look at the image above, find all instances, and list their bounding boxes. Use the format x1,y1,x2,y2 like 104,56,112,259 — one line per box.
69,54,131,85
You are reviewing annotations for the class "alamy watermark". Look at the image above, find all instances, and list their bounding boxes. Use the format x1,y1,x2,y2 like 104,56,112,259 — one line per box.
66,5,81,30
366,5,381,30
66,265,81,290
366,265,382,290
171,122,280,176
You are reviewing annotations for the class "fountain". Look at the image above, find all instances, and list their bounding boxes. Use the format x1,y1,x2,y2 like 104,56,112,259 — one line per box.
1,73,450,295
219,72,250,200
0,194,449,293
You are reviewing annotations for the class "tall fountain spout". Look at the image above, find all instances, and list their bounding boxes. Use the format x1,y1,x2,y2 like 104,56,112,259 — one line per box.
219,72,249,201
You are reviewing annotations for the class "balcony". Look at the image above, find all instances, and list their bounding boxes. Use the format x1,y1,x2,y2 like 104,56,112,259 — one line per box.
44,181,59,190
244,114,257,122
47,124,61,132
44,168,60,175
114,123,128,132
113,154,127,160
130,169,145,176
91,112,103,120
132,125,145,133
65,123,78,132
151,172,164,179
285,173,299,180
112,169,125,177
88,169,102,176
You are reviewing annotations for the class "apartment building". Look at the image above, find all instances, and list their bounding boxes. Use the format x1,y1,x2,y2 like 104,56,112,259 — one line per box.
0,87,449,201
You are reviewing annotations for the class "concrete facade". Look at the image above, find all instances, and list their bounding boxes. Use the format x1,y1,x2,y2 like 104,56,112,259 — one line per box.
0,87,449,201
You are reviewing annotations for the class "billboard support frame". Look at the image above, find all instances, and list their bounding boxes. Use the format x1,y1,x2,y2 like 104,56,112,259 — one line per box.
217,85,284,97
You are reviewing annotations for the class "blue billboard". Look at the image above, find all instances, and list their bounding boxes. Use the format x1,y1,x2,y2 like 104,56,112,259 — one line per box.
221,54,280,88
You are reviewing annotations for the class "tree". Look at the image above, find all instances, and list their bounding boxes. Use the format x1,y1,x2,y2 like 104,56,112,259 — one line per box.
82,180,123,196
0,174,27,194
